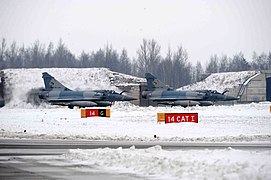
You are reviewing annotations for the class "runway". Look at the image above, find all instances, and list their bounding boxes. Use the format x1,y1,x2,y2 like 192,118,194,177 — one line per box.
1,138,271,152
0,138,270,179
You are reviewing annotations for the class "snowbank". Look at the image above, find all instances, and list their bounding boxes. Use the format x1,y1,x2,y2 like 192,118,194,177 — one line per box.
178,71,257,92
2,68,145,108
65,146,271,180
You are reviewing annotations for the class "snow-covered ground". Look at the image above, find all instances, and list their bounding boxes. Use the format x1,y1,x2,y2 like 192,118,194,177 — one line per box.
178,71,257,92
1,102,270,180
1,69,271,179
65,146,271,180
1,102,270,142
1,145,270,180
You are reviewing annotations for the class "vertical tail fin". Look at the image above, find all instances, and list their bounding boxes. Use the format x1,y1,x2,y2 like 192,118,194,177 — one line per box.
42,72,71,91
145,73,170,91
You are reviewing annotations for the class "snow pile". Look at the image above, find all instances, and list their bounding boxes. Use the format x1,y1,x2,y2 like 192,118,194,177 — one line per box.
65,146,271,179
1,102,270,142
2,68,145,108
178,71,257,92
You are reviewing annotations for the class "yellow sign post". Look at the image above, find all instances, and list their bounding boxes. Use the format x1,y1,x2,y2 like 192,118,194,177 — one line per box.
157,113,165,123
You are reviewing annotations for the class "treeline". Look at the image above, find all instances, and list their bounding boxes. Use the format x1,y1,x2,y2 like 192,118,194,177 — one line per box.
205,52,271,73
0,39,132,74
0,38,271,88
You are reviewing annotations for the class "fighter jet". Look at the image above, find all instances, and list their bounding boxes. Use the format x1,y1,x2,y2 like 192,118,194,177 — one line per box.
39,72,136,108
142,73,239,107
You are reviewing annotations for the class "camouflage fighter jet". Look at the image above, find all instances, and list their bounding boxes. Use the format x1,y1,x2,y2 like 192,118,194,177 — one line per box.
39,72,136,108
142,73,239,107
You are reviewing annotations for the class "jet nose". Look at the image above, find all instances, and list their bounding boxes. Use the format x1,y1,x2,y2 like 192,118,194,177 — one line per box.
123,95,137,101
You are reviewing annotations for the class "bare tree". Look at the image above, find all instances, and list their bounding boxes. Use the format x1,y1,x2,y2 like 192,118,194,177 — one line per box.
0,38,6,69
171,46,191,88
195,61,204,82
268,52,271,69
44,42,54,68
229,52,250,71
219,55,229,72
136,39,161,76
119,49,131,74
251,52,268,70
79,51,90,67
206,54,219,73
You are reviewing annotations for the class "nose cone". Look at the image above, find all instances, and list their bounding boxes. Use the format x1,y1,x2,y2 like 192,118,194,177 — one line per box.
122,95,137,101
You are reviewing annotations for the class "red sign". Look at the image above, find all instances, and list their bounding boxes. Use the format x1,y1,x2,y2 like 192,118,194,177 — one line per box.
165,113,198,123
86,109,99,117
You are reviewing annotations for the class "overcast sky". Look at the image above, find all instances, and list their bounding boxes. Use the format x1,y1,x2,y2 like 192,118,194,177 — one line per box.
0,0,270,64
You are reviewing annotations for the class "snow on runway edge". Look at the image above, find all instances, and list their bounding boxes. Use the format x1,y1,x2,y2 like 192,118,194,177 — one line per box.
64,146,271,180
